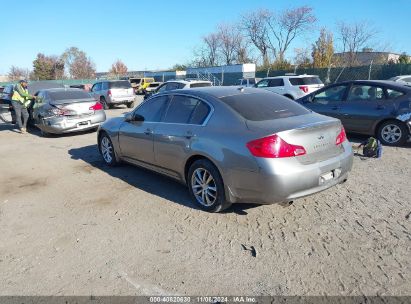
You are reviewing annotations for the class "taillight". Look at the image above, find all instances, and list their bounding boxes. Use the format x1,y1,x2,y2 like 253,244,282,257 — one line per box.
89,102,103,111
107,89,112,96
246,134,306,158
336,126,347,145
299,86,309,93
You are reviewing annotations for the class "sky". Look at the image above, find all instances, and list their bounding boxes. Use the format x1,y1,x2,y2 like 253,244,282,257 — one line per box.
1,0,410,74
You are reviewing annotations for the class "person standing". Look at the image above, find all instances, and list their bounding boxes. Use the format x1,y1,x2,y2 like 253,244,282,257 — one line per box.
11,79,35,134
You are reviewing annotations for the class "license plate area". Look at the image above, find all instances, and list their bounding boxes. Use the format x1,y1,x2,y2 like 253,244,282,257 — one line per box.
319,168,342,185
77,121,90,127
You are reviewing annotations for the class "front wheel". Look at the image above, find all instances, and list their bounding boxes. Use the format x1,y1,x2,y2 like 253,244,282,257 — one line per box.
99,133,119,166
377,120,408,146
187,159,231,212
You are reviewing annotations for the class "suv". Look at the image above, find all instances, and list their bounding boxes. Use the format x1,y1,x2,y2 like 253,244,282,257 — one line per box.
129,77,155,94
0,84,16,123
144,79,212,100
238,78,259,87
255,75,324,99
91,80,135,109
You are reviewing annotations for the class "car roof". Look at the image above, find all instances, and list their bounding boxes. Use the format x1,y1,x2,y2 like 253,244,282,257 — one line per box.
166,79,212,84
39,88,85,93
333,80,411,90
168,86,270,99
263,75,319,79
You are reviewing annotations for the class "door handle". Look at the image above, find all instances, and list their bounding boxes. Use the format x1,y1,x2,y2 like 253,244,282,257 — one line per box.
144,128,153,135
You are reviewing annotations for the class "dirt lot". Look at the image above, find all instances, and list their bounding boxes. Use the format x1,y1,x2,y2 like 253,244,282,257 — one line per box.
0,96,410,296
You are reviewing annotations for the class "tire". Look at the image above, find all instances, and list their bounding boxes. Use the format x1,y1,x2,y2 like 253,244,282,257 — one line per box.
187,159,231,212
377,120,408,146
100,97,109,110
99,133,119,166
126,101,134,108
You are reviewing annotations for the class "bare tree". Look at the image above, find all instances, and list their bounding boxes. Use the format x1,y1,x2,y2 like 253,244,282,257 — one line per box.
217,24,243,65
203,32,221,66
8,66,29,81
294,48,312,68
336,21,377,66
241,9,271,66
62,47,96,79
266,6,316,65
109,59,128,77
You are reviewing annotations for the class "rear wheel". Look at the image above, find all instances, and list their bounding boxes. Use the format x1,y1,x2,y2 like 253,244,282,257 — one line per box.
377,120,408,146
126,101,134,108
187,159,231,212
99,133,119,166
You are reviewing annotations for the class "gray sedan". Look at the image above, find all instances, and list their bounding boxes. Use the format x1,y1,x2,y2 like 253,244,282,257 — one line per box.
98,87,353,212
32,88,106,135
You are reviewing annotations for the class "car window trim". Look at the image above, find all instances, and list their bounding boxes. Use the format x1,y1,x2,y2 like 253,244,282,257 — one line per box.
159,93,214,127
131,95,170,123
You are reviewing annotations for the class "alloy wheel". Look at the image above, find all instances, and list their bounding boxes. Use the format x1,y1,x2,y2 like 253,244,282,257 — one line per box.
191,168,217,207
101,136,113,163
381,124,402,144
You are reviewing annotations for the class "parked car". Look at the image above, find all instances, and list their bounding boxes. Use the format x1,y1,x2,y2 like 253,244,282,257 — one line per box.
91,80,135,109
238,78,259,87
70,84,92,91
389,75,411,85
144,82,162,94
144,79,212,100
32,88,106,135
255,75,324,99
98,87,353,212
297,80,411,146
129,77,155,94
0,84,16,124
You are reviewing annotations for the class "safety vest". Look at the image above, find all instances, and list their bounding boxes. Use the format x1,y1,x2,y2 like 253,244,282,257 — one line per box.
12,84,31,108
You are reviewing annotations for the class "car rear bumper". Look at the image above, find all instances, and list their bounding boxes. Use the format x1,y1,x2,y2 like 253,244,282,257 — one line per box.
36,111,106,134
225,141,353,204
108,96,135,104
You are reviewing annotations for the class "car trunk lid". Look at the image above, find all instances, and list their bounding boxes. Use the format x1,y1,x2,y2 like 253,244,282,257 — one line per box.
50,98,99,117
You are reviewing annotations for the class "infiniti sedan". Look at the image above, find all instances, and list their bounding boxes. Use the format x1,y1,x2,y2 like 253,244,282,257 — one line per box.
98,87,353,212
32,88,106,135
297,80,411,146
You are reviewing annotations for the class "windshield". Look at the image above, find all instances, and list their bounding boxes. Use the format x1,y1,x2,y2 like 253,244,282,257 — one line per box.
48,90,91,100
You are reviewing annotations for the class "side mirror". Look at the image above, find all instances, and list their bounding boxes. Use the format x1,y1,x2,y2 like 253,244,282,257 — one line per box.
125,112,144,122
134,114,144,122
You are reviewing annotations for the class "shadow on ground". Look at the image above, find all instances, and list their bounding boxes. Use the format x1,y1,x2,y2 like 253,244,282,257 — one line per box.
68,144,260,214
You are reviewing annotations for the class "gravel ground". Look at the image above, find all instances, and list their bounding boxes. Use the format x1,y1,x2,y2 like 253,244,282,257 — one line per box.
0,97,410,296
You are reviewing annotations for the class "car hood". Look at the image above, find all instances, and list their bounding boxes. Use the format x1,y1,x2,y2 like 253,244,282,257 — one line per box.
100,116,125,132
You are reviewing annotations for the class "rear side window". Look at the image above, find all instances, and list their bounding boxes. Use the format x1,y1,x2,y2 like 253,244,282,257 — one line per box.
164,95,209,124
290,77,323,85
189,82,211,88
386,89,405,99
220,92,310,121
109,81,131,89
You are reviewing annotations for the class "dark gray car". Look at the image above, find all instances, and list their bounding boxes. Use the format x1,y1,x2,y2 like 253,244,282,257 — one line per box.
98,87,353,212
298,80,411,146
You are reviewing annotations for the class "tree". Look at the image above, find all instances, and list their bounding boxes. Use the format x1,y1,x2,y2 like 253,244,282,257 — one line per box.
336,21,377,66
312,28,334,68
171,64,187,70
294,48,312,68
398,53,410,64
62,47,96,79
8,66,29,81
32,53,65,80
241,9,271,67
266,6,316,65
217,24,243,65
109,59,128,77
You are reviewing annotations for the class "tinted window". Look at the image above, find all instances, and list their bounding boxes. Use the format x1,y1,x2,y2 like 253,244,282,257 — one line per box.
248,79,256,85
164,95,201,124
386,88,405,99
268,79,284,87
290,77,323,85
92,83,101,91
256,79,269,88
165,82,181,91
189,100,210,125
149,83,160,88
347,85,384,101
312,85,347,104
48,90,91,100
130,78,141,84
109,81,131,89
189,82,212,88
156,83,168,93
101,82,108,90
135,96,168,122
220,92,310,121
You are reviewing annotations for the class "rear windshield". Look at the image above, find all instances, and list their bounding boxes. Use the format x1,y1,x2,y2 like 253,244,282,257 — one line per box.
130,79,141,84
49,90,91,100
109,81,131,89
189,82,212,88
220,92,310,121
289,77,323,86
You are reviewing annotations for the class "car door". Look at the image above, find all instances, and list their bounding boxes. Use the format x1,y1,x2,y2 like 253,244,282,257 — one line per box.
118,95,169,164
91,82,102,101
153,94,212,180
343,84,393,133
304,84,349,122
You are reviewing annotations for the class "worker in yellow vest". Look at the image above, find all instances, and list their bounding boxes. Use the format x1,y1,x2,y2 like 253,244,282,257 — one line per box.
11,79,36,134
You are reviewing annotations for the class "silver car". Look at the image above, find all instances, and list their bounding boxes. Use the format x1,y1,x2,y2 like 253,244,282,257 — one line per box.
32,88,106,135
98,87,353,212
91,80,136,109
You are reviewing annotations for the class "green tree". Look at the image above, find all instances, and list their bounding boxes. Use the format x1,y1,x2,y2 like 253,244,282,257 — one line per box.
312,28,334,68
32,53,65,80
62,47,96,79
398,53,410,64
